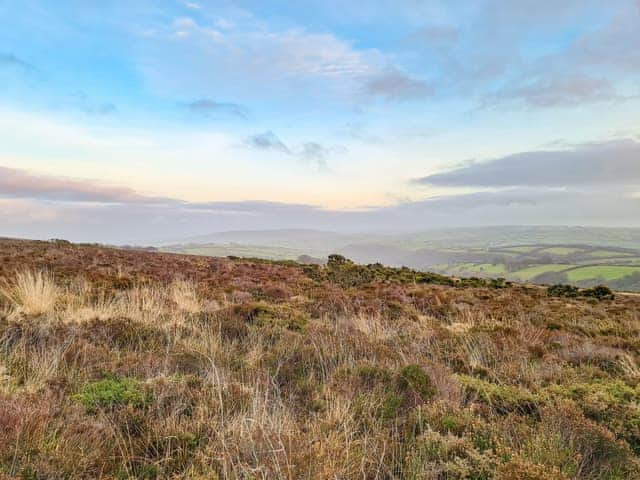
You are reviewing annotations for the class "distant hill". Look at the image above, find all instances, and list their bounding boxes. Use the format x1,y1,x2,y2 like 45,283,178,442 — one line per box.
161,226,640,291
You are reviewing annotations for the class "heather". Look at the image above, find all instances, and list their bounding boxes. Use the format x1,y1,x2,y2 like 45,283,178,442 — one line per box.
1,239,639,479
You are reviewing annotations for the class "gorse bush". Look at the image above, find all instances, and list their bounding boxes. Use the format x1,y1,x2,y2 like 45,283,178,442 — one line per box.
547,283,614,300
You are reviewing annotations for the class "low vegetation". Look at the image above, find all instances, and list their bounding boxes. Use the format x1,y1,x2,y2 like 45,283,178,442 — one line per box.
1,238,639,479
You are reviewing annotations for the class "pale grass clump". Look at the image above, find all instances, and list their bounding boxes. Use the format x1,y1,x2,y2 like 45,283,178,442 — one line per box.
18,342,71,390
219,382,298,478
342,313,395,341
120,285,165,322
70,298,120,323
170,279,202,314
446,308,494,335
245,330,267,369
61,281,121,323
618,353,640,379
463,333,498,372
0,270,58,316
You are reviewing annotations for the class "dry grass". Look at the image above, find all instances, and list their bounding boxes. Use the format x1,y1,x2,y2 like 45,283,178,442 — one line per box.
170,279,202,314
0,239,639,479
0,270,58,316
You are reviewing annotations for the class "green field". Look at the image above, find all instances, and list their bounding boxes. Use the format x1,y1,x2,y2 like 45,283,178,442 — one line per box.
586,249,635,258
511,264,575,280
538,246,582,255
566,265,640,282
501,245,538,253
466,263,508,275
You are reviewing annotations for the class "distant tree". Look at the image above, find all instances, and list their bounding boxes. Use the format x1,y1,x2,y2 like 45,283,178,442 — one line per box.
327,254,351,268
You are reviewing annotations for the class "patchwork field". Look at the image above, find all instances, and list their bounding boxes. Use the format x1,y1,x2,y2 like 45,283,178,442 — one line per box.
566,265,640,282
433,244,640,292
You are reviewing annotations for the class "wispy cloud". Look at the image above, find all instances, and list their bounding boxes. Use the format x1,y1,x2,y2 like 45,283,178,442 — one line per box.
0,52,34,72
404,0,639,109
243,131,343,171
363,68,433,101
485,75,622,108
65,91,117,115
244,131,291,154
185,99,249,119
138,15,436,104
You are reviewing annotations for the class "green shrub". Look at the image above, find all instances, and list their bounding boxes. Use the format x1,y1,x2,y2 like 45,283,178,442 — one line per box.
313,254,458,288
547,284,579,298
582,284,615,300
355,364,393,389
549,381,640,452
495,457,567,480
397,365,436,403
233,302,307,331
547,283,614,301
379,392,404,420
74,376,150,412
458,375,541,415
402,430,496,480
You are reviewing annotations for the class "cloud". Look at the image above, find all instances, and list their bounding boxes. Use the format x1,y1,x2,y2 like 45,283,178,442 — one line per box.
3,185,639,244
299,142,331,172
363,68,433,101
410,25,459,46
244,132,342,171
300,142,329,160
138,15,435,104
185,99,249,119
486,75,621,108
2,162,640,244
402,0,639,109
337,122,381,144
0,52,34,72
244,131,291,154
414,139,640,188
68,91,117,115
0,166,158,203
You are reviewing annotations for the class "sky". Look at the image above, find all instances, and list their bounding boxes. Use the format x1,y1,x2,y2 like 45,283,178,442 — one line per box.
0,0,639,243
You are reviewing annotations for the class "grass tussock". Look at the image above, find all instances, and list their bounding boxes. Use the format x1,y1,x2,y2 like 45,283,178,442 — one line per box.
0,239,640,478
0,270,58,316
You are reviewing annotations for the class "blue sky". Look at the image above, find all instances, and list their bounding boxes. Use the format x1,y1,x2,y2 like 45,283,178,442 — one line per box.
1,0,639,242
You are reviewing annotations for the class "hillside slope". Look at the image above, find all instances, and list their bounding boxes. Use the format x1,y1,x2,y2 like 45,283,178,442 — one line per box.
1,239,640,479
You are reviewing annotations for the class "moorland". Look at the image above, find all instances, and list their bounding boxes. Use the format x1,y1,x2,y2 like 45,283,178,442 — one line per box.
1,238,640,479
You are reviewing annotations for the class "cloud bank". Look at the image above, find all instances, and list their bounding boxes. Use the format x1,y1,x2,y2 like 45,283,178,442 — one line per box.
2,154,639,244
415,140,640,188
